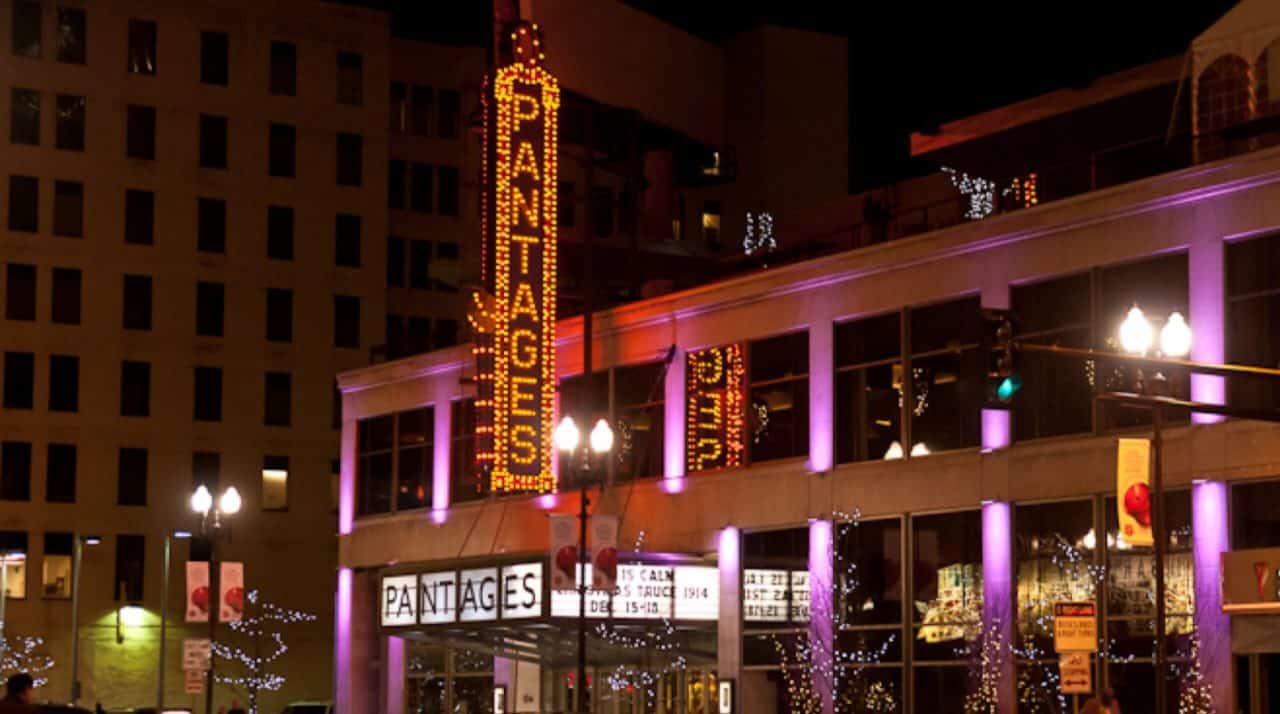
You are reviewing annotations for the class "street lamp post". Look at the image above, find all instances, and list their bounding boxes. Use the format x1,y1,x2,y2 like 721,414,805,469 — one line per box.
158,529,192,710
1117,306,1192,714
555,416,614,714
69,535,100,704
191,484,241,714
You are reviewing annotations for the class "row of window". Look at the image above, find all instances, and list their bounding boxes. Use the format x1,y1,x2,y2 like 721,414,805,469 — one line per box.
387,161,461,216
385,315,460,359
389,83,461,139
2,266,361,346
1,351,344,431
0,532,140,602
4,181,370,268
386,238,461,291
353,232,1280,515
0,441,324,513
11,3,364,104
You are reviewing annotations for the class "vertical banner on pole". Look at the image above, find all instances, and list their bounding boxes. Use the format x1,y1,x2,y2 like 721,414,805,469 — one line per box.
1116,438,1153,546
590,515,618,591
219,562,245,622
550,515,578,590
185,562,210,623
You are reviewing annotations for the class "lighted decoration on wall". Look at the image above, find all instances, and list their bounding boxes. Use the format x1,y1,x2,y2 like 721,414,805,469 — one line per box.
743,211,776,256
685,345,746,473
472,22,561,493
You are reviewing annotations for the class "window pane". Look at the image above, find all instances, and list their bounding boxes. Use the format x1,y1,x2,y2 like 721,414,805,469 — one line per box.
127,19,157,75
397,446,430,511
437,89,460,139
8,176,38,232
836,363,901,463
269,123,296,177
910,296,981,354
451,400,486,503
55,94,85,151
438,166,459,216
839,517,903,626
1098,254,1189,345
912,666,967,714
125,189,154,244
127,105,157,159
410,240,431,289
196,282,224,337
0,531,26,599
1,442,32,501
267,206,294,260
910,350,983,453
121,360,151,417
56,8,87,64
337,133,363,186
389,160,406,209
337,52,363,105
411,163,433,213
264,371,291,426
6,263,36,320
336,214,361,267
387,237,405,287
114,535,145,600
1015,500,1095,655
194,366,222,421
835,312,900,367
198,198,227,254
270,41,296,96
200,31,229,86
118,447,148,506
335,295,360,348
46,444,76,504
749,379,808,463
1014,328,1093,440
199,114,228,169
49,354,79,412
3,352,34,409
51,267,80,324
12,1,41,57
911,511,981,659
263,456,288,511
53,180,83,237
1012,272,1091,336
1106,491,1194,620
390,82,408,132
411,85,433,135
267,288,293,342
193,451,219,490
123,275,152,330
10,88,39,145
1233,479,1280,549
751,331,809,383
42,532,73,598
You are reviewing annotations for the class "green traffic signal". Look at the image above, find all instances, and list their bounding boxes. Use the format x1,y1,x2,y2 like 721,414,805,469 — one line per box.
996,374,1022,402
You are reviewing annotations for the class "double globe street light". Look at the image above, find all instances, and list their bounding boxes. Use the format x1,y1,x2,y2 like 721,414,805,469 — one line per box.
554,415,614,714
190,484,241,714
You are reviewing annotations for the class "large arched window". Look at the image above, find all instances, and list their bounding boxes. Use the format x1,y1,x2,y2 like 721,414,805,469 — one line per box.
1256,39,1280,117
1198,54,1253,133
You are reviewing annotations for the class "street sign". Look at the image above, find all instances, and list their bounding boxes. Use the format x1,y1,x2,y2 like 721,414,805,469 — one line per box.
182,638,212,671
1059,652,1092,694
1053,601,1097,653
184,668,204,695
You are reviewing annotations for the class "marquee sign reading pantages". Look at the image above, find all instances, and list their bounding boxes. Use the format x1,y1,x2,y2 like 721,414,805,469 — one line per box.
472,22,561,494
380,561,720,627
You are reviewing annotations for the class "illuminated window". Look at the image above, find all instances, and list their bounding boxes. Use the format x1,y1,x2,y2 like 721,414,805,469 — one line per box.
835,312,901,463
451,400,486,504
911,510,981,709
909,297,983,453
356,408,434,516
613,362,665,481
0,531,26,599
42,533,72,598
701,200,722,251
741,527,809,669
1015,499,1095,687
838,518,904,706
262,455,288,511
748,332,809,463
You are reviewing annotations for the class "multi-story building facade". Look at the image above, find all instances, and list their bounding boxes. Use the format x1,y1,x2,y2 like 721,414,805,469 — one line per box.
0,0,387,708
337,6,1280,714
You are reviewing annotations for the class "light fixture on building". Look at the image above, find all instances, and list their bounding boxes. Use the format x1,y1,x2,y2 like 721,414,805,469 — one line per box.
1160,311,1192,358
555,416,580,453
909,442,930,457
117,603,145,643
1119,305,1153,355
883,441,904,460
589,419,614,453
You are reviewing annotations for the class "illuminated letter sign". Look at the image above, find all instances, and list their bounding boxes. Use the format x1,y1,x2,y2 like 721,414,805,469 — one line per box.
685,345,745,472
477,23,560,493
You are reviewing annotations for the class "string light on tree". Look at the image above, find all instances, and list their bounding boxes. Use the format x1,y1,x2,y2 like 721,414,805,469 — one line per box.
943,167,996,219
0,634,54,687
211,590,317,714
743,211,776,256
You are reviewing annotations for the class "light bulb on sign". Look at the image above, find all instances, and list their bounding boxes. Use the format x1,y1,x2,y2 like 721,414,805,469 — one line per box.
589,419,614,453
191,485,213,515
219,486,242,515
1159,311,1192,358
1118,305,1153,355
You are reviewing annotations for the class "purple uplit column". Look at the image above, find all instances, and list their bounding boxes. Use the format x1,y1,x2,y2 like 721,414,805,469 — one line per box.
1190,240,1226,424
664,346,687,491
982,501,1015,714
334,568,353,711
809,320,834,472
494,657,514,712
339,413,357,535
384,635,406,714
1192,480,1231,713
981,408,1011,451
718,527,742,712
432,398,452,522
809,519,835,714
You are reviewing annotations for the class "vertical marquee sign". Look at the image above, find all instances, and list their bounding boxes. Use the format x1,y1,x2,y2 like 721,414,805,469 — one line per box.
474,23,561,493
685,345,746,473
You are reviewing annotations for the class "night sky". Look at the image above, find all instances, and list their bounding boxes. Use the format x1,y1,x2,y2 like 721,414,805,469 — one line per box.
357,0,1241,189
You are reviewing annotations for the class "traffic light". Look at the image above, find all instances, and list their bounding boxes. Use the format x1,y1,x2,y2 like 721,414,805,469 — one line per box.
982,309,1020,403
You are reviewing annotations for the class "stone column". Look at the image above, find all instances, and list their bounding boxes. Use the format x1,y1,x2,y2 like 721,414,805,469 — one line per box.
1189,239,1226,423
1192,480,1231,713
809,519,835,714
664,345,687,492
718,527,741,711
982,501,1015,714
334,568,379,714
383,635,406,714
809,318,835,473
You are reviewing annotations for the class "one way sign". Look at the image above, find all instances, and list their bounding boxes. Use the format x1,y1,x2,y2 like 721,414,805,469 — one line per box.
1059,652,1092,695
